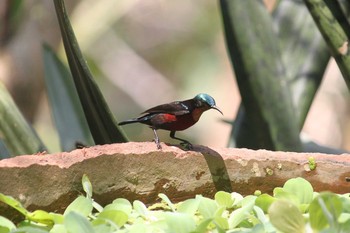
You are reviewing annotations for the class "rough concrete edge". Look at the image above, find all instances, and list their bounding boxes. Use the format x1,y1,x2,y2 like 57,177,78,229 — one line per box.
0,142,349,220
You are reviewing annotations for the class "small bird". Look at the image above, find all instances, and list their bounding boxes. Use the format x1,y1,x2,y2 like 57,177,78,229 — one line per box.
118,93,223,149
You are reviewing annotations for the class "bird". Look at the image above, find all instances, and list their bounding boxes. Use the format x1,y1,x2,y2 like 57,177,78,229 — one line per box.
118,93,223,149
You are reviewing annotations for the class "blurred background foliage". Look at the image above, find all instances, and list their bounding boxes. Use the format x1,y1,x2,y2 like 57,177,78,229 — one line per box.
0,0,350,154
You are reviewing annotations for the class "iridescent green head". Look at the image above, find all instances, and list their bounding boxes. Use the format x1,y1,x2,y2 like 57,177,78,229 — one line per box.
194,93,223,115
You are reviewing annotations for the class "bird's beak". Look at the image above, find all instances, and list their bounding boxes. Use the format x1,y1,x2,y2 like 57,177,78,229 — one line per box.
211,105,223,115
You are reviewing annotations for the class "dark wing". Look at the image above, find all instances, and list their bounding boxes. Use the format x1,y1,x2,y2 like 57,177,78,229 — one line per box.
141,99,193,116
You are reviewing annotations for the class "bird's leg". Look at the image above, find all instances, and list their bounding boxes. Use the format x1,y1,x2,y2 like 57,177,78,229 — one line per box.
152,128,162,149
170,131,192,150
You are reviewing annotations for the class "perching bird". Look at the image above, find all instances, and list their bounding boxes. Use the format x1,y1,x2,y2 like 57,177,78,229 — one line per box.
118,93,223,149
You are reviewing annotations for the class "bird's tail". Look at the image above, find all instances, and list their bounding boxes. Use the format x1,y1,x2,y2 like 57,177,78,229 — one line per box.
118,118,142,126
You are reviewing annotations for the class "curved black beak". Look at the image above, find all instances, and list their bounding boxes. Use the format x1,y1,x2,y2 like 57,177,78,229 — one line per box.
211,105,223,115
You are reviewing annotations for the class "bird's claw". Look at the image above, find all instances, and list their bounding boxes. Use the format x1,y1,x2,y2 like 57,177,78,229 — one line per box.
180,142,193,150
153,139,162,150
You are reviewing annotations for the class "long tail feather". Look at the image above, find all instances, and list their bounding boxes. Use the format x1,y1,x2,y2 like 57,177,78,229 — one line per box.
118,118,142,126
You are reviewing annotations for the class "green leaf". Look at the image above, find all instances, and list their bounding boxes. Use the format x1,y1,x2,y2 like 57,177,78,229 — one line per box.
0,216,16,232
195,218,213,233
0,193,29,216
228,197,254,229
215,191,234,208
255,194,276,213
53,0,128,144
97,210,128,228
304,0,350,90
50,224,67,233
27,210,54,226
272,0,329,127
309,192,343,231
163,212,196,233
64,196,93,217
104,198,132,216
64,212,94,233
283,177,313,204
10,226,49,233
158,193,176,212
268,199,305,233
177,198,200,215
197,196,218,219
0,82,46,156
133,200,148,218
214,216,229,230
50,213,64,224
42,44,94,151
220,0,301,151
81,174,93,199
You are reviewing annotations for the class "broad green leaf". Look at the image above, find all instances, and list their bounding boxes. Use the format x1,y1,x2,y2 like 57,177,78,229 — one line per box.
50,224,67,233
340,195,350,213
42,44,94,151
228,197,254,229
97,210,128,227
215,191,234,208
64,212,94,233
133,200,148,217
273,187,299,206
197,196,218,219
268,199,305,233
158,193,176,212
50,213,64,224
309,192,342,231
64,196,93,217
177,198,200,215
283,177,313,204
255,194,276,213
0,82,46,156
272,0,329,127
0,193,28,216
339,219,350,233
195,218,213,233
81,174,92,199
10,226,49,233
304,0,350,90
0,216,16,232
104,198,132,216
53,0,128,144
214,216,229,230
163,212,196,233
221,0,301,151
27,210,54,226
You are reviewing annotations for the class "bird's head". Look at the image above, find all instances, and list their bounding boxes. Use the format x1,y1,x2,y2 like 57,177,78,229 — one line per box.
194,93,223,115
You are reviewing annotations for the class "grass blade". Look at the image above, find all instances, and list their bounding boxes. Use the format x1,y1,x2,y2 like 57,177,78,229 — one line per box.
53,0,128,144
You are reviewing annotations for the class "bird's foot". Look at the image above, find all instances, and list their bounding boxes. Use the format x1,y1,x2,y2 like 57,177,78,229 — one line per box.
153,139,162,150
180,142,193,151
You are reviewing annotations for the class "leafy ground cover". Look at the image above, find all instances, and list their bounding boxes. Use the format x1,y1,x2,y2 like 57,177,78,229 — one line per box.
0,176,349,233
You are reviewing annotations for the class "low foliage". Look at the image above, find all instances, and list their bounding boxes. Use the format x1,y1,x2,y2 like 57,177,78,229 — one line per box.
0,176,349,233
